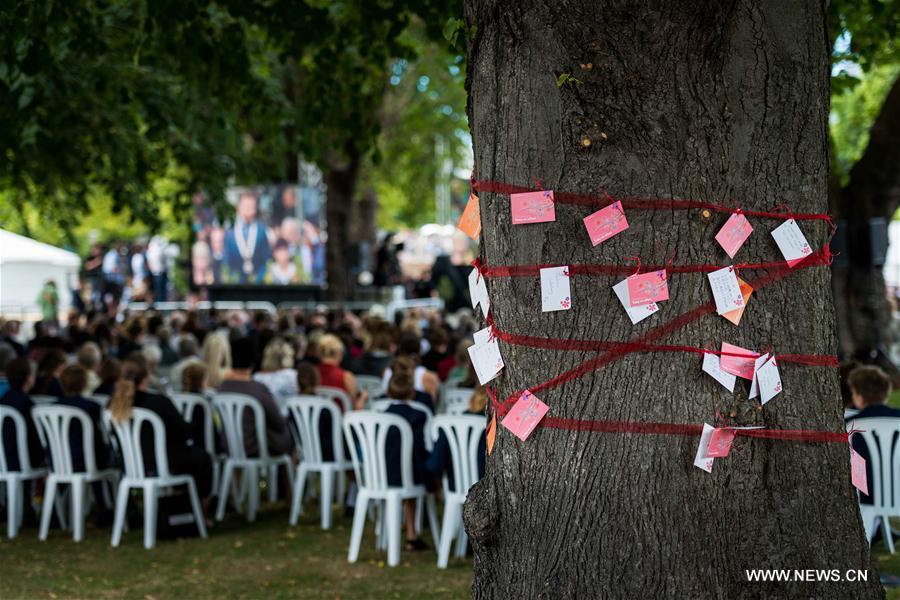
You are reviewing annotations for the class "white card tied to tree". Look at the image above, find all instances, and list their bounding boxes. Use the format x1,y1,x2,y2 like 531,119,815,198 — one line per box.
748,353,770,400
771,218,813,267
756,356,782,404
612,278,659,324
468,268,490,315
540,266,572,312
702,352,736,392
468,327,504,385
694,423,716,473
707,266,745,315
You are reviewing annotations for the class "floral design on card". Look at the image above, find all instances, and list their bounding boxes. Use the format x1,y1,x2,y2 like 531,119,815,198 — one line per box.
612,278,659,325
501,391,550,442
511,190,556,225
722,278,753,326
694,423,716,473
583,201,629,246
627,270,669,306
715,212,753,258
719,342,759,380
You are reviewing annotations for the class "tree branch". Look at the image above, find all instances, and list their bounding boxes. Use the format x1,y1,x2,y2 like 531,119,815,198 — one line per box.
843,75,900,218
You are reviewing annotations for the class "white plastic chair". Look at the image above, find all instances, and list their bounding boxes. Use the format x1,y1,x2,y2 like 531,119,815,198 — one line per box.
0,406,48,539
212,393,294,522
442,388,474,416
343,411,440,567
370,399,435,451
316,386,353,413
285,396,352,529
432,415,486,568
169,393,223,493
355,376,384,400
88,394,110,407
851,417,900,552
104,408,208,549
32,405,118,542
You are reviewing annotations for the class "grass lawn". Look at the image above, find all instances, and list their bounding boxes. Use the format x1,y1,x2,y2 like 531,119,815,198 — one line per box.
0,500,473,599
2,498,899,598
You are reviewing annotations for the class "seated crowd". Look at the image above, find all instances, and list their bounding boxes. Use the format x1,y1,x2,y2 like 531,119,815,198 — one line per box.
0,306,485,551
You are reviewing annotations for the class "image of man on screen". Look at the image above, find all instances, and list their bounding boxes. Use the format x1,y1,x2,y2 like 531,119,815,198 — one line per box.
224,191,272,283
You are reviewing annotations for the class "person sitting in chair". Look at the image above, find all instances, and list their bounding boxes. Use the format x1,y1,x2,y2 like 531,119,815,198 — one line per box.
844,365,900,509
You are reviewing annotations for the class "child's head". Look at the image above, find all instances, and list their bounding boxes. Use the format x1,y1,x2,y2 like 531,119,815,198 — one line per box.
60,364,88,397
847,365,892,410
296,362,319,395
182,362,208,394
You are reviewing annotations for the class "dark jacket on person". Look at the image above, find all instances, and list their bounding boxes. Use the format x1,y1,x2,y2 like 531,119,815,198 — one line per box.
31,376,63,398
384,401,433,491
132,390,194,474
351,351,393,378
425,410,485,492
218,379,294,457
57,395,111,472
845,404,900,506
0,388,45,471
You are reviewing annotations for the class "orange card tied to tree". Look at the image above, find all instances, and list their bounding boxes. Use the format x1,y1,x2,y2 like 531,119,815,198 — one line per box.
458,193,482,240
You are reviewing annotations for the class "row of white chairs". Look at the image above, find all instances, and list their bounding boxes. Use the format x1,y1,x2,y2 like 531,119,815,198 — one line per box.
1,390,485,568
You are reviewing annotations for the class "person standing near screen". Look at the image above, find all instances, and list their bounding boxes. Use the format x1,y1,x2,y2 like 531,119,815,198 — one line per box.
224,191,272,284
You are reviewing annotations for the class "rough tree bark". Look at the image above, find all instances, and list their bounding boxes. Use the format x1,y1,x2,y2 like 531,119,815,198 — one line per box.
323,140,362,301
831,77,900,362
462,1,882,597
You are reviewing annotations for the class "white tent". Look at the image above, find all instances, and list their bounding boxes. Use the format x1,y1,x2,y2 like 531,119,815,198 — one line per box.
0,228,81,319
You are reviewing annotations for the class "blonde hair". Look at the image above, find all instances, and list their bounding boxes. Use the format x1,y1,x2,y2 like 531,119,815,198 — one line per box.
468,386,487,413
108,359,149,422
201,333,231,388
317,334,345,361
262,338,295,371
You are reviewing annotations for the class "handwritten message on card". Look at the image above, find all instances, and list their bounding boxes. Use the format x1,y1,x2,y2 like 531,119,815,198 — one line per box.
722,278,753,325
511,190,556,225
540,266,571,312
756,356,783,404
702,352,736,392
583,201,629,246
707,266,745,315
467,336,504,385
501,391,549,442
771,218,813,267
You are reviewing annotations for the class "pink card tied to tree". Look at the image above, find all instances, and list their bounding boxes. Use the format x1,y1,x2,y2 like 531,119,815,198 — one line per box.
627,270,669,306
719,342,759,380
706,428,737,458
715,212,753,258
501,390,550,442
850,445,868,495
510,190,556,225
583,201,629,246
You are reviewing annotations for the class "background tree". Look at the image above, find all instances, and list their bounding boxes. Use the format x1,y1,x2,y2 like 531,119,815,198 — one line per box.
826,0,899,365
462,1,879,597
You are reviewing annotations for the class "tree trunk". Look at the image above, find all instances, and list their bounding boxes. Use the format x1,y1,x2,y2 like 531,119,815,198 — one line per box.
462,1,881,598
323,140,362,301
831,76,900,365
